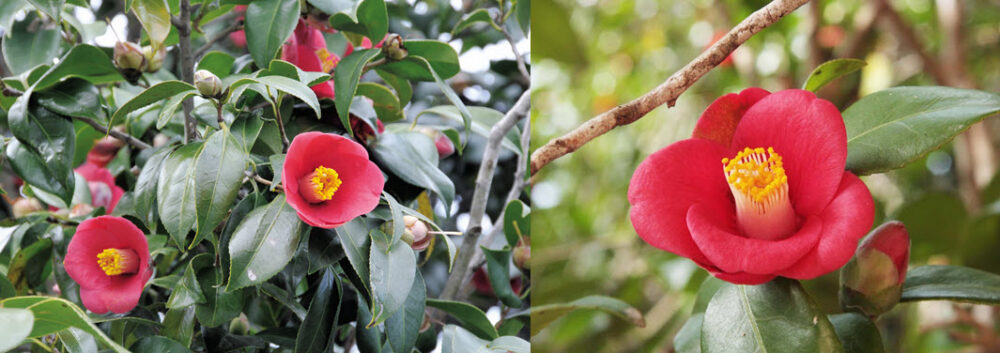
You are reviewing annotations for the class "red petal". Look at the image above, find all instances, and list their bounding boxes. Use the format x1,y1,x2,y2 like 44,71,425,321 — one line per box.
79,287,108,313
778,172,875,279
76,162,115,187
65,216,149,290
628,138,731,266
711,271,776,285
687,203,822,275
730,89,847,217
691,87,770,145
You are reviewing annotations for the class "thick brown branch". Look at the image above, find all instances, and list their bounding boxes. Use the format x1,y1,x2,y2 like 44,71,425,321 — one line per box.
529,0,810,175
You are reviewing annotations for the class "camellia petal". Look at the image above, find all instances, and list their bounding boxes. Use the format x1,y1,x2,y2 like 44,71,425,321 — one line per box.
75,162,124,212
282,19,337,99
64,216,151,314
691,87,770,145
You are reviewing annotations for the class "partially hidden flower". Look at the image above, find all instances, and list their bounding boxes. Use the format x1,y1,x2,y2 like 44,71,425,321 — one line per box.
419,128,455,158
86,135,125,168
229,6,248,48
283,132,384,228
471,267,523,297
11,197,43,218
628,88,875,285
64,216,152,314
282,19,339,99
350,116,385,144
113,41,146,72
401,215,430,251
76,162,124,213
840,221,910,316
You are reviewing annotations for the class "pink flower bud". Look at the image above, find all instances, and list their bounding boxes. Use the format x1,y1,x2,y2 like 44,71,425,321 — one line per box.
404,215,430,251
840,221,910,317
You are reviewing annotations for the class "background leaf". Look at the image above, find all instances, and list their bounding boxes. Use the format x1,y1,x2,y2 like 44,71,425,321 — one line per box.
802,59,866,92
245,0,300,69
227,195,303,290
529,295,643,337
0,296,128,353
900,265,1000,304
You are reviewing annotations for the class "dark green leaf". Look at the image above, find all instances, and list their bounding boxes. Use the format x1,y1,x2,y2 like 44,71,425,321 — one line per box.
34,79,106,122
33,45,123,91
3,12,61,75
385,270,426,353
57,327,97,353
161,306,197,348
295,268,341,353
375,70,412,107
231,114,264,153
7,99,75,205
502,200,529,247
334,49,381,136
528,295,643,337
245,0,300,68
156,90,199,129
166,253,211,309
268,154,284,191
157,143,202,247
516,0,529,35
802,59,866,92
426,299,498,340
829,313,884,353
195,267,245,328
111,80,196,127
260,283,308,320
131,336,192,352
357,83,404,122
417,105,520,155
193,129,248,245
0,296,128,352
381,191,405,248
701,278,843,353
227,195,304,290
371,132,455,210
378,41,461,80
327,0,386,41
451,8,500,36
900,265,1000,304
336,219,372,301
251,75,322,119
497,317,526,337
197,51,236,78
135,147,172,228
482,247,523,308
368,230,416,326
7,238,53,295
355,297,383,353
220,193,260,290
844,87,1000,175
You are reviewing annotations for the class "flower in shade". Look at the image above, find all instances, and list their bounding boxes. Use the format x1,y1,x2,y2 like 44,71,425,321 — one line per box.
628,88,875,285
282,19,340,99
64,216,152,314
283,132,384,228
76,162,124,213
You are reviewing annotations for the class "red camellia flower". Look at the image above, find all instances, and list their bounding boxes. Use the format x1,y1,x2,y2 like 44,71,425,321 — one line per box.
76,162,124,213
628,88,874,284
283,132,384,228
64,216,151,314
282,19,339,99
229,6,248,48
85,136,124,168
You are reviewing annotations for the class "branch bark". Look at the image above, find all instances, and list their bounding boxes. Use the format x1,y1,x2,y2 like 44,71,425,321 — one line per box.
77,117,152,150
177,0,199,143
529,0,810,175
438,90,530,302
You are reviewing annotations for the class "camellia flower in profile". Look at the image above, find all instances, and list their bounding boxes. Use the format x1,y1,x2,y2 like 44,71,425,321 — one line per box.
628,88,875,284
64,216,152,314
283,132,384,228
76,162,124,213
282,19,340,99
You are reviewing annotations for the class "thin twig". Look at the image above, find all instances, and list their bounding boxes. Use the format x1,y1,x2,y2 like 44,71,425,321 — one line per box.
501,28,529,81
76,117,152,149
439,90,530,302
194,19,243,60
362,58,387,73
177,0,199,143
272,102,290,151
529,0,810,175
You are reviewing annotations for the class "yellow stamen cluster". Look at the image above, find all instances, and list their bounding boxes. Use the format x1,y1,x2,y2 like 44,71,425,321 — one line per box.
722,147,788,205
316,48,337,73
310,166,343,201
96,248,138,276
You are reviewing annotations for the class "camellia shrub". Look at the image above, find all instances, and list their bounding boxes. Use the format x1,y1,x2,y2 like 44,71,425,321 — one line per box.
0,0,530,352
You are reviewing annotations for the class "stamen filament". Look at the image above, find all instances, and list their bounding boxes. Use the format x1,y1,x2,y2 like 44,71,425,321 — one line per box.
722,147,796,240
96,248,140,276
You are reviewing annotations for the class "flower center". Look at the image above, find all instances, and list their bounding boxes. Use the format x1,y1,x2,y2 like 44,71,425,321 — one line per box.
96,248,139,276
722,147,796,240
299,165,343,204
316,48,338,73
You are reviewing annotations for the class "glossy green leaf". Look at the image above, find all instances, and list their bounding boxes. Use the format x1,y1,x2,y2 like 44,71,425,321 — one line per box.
0,308,33,352
0,0,27,31
295,268,341,353
111,80,196,127
529,295,643,337
378,41,461,80
355,297,383,353
231,115,265,153
334,49,381,136
701,279,843,353
482,247,523,308
135,147,172,228
336,218,372,300
3,12,61,75
131,336,192,352
6,101,75,205
268,154,285,191
158,143,201,247
417,105,521,154
693,277,725,315
503,200,529,247
381,191,406,248
426,299,498,340
57,327,97,353
385,270,425,353
327,0,387,41
156,91,199,129
227,195,304,290
516,0,529,35
166,253,211,309
161,306,197,348
6,141,69,208
844,87,1000,175
132,0,171,49
802,59,866,92
33,45,123,91
0,296,128,352
219,192,260,291
451,8,500,35
193,129,248,245
357,82,404,122
829,313,884,353
900,265,1000,304
231,75,321,119
371,132,455,210
376,70,412,107
260,283,307,320
195,266,245,328
245,0,300,68
34,79,106,122
368,230,416,326
197,51,236,78
7,238,53,295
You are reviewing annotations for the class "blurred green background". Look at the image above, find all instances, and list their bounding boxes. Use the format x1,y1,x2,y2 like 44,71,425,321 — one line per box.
530,0,1000,352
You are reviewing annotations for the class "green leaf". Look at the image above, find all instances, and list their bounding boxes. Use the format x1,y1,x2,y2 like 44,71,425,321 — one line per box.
844,86,1000,175
516,0,529,35
357,83,404,122
34,79,106,122
0,296,128,353
132,0,171,49
693,277,725,315
111,80,197,127
336,219,371,300
245,0,300,68
829,313,884,353
378,41,461,80
6,101,75,205
158,142,202,247
135,147,172,228
33,44,123,91
375,70,411,107
227,195,304,290
166,253,211,309
57,327,98,353
161,306,197,348
440,325,529,353
371,132,455,210
417,105,521,155
497,317,526,337
482,247,523,308
156,91,199,129
426,299,498,340
334,49,381,136
0,308,33,352
0,0,26,32
701,278,843,353
355,297,383,353
674,313,703,353
327,0,387,41
219,193,260,292
802,59,866,92
195,266,245,328
451,8,500,36
385,271,425,353
232,75,321,119
231,115,264,153
367,230,416,326
25,0,64,23
7,238,53,295
131,336,192,352
193,129,248,245
295,268,341,353
197,51,236,78
381,191,405,248
900,265,1000,304
260,283,307,320
3,12,61,75
528,295,643,337
502,200,529,247
268,153,285,191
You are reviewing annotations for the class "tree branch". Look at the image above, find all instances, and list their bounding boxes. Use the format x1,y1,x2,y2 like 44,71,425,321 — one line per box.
529,0,810,175
439,90,530,302
76,117,152,150
177,0,199,143
194,19,243,60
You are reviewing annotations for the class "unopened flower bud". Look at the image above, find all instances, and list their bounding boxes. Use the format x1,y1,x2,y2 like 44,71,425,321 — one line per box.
194,70,223,98
114,41,147,72
419,128,455,158
403,215,430,251
229,314,250,335
12,198,43,218
383,33,407,61
70,203,94,218
143,45,166,73
513,238,530,272
840,221,910,317
153,133,170,147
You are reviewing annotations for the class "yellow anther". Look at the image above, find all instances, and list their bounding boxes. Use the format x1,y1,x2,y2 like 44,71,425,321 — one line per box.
96,248,139,276
310,166,343,201
316,48,338,73
721,147,788,204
